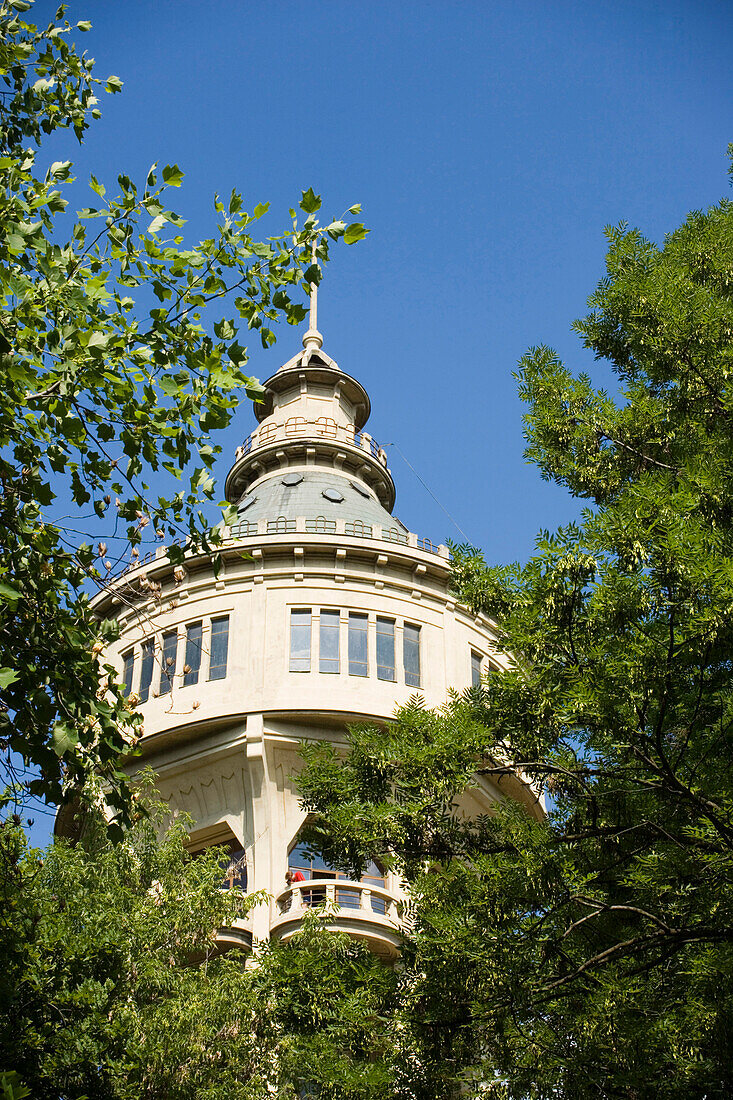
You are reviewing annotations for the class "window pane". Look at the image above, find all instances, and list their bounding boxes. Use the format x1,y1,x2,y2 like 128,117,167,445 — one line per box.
139,639,154,703
159,631,177,694
376,617,395,681
290,609,311,672
471,651,482,687
403,623,421,687
348,613,368,676
319,609,340,674
209,616,229,681
184,621,202,686
122,650,135,697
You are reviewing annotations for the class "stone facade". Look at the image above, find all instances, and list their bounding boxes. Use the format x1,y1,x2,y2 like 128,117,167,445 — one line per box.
77,313,542,958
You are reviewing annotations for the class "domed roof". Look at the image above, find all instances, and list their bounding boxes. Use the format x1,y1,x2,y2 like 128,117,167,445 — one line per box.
234,470,405,532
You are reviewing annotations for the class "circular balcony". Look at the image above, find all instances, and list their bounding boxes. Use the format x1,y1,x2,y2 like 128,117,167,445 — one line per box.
225,419,395,509
270,879,403,962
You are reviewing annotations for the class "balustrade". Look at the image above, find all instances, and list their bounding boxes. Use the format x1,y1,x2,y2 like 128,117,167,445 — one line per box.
234,420,388,467
275,878,400,925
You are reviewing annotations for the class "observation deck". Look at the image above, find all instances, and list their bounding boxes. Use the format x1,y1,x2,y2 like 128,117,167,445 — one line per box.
270,879,403,963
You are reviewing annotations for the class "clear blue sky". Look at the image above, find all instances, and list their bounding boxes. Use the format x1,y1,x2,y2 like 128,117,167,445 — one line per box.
24,0,732,842
37,0,732,557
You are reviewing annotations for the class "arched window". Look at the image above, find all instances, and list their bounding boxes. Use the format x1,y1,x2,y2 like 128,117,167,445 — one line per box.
188,830,247,892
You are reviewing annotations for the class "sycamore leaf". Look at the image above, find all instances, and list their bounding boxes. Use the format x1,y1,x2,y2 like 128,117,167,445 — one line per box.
300,188,322,214
344,223,369,245
0,668,19,690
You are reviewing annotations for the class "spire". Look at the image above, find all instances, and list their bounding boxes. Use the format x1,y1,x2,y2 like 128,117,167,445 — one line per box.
302,245,323,355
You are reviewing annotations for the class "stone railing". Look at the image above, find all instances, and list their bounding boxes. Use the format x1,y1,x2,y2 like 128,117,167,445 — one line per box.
105,521,448,584
274,879,401,925
235,420,389,469
226,516,448,558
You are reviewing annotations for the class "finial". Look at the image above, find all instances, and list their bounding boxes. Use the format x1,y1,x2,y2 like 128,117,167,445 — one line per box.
302,242,323,354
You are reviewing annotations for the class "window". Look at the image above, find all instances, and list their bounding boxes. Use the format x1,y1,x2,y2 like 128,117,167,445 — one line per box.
348,613,368,677
159,631,178,694
319,610,340,674
221,847,248,891
184,621,202,686
471,650,483,687
290,609,311,672
403,623,421,687
209,616,229,680
139,639,154,703
122,649,135,697
376,617,395,681
288,842,386,912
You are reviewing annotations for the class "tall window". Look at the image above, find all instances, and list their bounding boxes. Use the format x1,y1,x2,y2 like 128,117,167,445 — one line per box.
159,631,178,694
376,617,395,681
319,610,340,674
209,616,229,680
139,639,154,703
348,613,368,677
290,609,311,672
122,650,135,697
184,621,202,686
471,650,483,687
403,623,421,687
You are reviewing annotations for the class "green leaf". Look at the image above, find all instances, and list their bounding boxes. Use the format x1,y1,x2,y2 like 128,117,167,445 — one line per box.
348,203,362,215
0,581,20,605
300,188,322,214
253,202,270,219
0,668,19,690
105,75,124,94
89,175,106,197
52,722,80,756
147,214,167,235
344,223,369,245
162,164,184,187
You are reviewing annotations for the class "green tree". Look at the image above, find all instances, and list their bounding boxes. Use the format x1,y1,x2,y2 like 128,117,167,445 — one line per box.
0,1,366,823
297,154,733,1097
0,788,411,1100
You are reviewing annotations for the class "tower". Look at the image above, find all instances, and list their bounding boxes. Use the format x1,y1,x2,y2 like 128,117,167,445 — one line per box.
77,294,541,958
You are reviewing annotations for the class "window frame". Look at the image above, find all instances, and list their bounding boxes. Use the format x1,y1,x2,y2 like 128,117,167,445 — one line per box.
403,622,421,687
348,612,368,677
289,608,312,673
319,609,340,674
208,615,229,681
376,616,396,682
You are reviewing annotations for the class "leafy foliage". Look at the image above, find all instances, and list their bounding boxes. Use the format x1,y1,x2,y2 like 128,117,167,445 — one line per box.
0,788,414,1100
298,154,733,1097
0,2,367,821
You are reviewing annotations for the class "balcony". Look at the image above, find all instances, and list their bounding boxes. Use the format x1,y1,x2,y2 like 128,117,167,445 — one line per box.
214,890,253,953
235,419,389,469
270,879,403,962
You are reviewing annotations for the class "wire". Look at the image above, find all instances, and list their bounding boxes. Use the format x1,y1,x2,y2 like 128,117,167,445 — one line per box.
385,442,472,543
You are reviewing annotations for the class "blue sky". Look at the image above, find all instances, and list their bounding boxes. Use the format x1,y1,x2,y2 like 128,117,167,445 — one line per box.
24,0,732,842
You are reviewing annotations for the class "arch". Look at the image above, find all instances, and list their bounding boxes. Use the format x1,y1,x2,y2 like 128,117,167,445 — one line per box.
315,416,337,438
257,422,277,446
345,519,372,538
306,516,336,534
285,416,307,436
267,515,295,534
187,824,247,892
